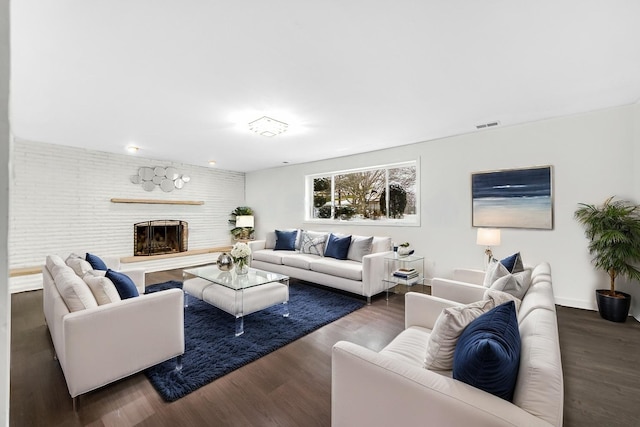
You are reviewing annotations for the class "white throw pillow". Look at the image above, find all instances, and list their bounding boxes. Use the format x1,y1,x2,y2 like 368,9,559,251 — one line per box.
300,231,328,256
54,267,98,312
483,260,510,287
484,288,522,312
83,273,122,305
424,298,495,371
489,269,532,300
65,253,93,277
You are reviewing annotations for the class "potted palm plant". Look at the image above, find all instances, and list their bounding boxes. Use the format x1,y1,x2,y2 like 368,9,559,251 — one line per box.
574,196,640,322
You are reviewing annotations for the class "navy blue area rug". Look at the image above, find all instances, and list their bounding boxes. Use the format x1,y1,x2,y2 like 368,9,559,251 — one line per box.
144,280,365,401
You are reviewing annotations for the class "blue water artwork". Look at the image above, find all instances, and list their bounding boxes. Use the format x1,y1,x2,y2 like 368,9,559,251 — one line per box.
472,166,553,229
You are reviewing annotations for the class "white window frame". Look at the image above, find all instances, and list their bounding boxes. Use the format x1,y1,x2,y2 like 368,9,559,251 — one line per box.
304,159,420,226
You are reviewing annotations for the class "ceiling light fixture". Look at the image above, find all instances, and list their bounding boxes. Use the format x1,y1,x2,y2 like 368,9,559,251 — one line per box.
208,160,217,166
126,145,139,153
249,116,288,137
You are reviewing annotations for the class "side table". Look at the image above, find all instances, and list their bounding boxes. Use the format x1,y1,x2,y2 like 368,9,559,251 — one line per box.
383,253,426,300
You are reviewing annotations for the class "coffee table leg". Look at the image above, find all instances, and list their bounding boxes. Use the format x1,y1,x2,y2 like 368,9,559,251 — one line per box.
235,315,244,337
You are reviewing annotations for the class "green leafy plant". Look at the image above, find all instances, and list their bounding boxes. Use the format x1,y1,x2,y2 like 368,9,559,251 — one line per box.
574,196,640,295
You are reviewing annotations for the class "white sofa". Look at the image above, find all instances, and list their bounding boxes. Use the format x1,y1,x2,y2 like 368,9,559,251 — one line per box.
248,231,392,302
332,262,563,427
43,254,185,408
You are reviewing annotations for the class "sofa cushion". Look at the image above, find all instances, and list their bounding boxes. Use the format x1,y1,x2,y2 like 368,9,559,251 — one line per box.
325,233,352,260
274,229,298,251
489,269,532,300
500,252,524,273
282,253,320,270
252,249,286,265
83,273,122,305
483,288,522,312
483,259,509,287
380,326,432,367
85,252,108,270
424,298,495,371
309,258,363,281
65,253,93,277
105,269,139,299
347,235,374,262
300,231,328,256
53,266,99,312
266,229,301,250
453,301,521,402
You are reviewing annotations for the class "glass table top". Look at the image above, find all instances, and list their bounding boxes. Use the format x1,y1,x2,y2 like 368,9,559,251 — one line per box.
183,265,289,290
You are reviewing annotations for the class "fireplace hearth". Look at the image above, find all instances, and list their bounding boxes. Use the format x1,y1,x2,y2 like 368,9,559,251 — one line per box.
134,220,188,256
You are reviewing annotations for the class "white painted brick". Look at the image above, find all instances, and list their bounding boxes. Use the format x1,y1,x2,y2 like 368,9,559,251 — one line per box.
10,139,246,290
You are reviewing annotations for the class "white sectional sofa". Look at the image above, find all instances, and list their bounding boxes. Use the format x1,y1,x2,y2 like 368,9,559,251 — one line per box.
332,262,563,427
248,230,392,302
43,253,184,408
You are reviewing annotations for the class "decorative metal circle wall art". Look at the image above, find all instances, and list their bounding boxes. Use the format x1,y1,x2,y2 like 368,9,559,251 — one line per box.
130,167,191,192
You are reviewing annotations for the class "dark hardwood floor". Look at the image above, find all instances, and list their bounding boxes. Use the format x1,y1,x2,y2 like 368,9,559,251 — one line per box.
9,269,640,426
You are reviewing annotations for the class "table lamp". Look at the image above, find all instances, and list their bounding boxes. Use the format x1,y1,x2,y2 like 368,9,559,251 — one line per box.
476,228,501,266
235,215,254,239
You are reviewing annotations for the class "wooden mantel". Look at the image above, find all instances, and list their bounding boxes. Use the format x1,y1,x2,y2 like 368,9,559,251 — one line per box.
111,198,204,205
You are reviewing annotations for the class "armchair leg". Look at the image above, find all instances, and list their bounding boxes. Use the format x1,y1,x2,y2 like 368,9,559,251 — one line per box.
367,296,371,305
72,396,79,411
175,355,183,372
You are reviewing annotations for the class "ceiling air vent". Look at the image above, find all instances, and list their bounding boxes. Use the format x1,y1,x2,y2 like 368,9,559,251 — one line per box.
476,121,501,130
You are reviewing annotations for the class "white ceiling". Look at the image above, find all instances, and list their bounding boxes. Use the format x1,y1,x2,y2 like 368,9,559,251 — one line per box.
10,1,640,172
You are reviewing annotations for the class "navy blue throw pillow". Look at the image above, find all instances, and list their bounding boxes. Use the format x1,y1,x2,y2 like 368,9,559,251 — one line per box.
86,252,108,270
500,252,524,273
274,230,297,251
453,301,520,401
106,269,140,299
324,233,352,260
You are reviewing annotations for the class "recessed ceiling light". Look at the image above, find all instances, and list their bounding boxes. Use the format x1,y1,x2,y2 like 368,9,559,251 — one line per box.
208,160,217,166
249,116,288,137
126,145,139,153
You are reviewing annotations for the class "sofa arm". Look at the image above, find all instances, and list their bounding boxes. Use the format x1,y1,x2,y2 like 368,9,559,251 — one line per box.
431,278,487,304
248,240,267,252
62,288,184,398
332,341,552,427
119,267,146,294
453,268,486,285
404,292,462,329
362,251,394,297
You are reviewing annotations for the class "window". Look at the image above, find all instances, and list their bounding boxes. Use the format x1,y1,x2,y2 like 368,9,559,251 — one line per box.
306,160,419,225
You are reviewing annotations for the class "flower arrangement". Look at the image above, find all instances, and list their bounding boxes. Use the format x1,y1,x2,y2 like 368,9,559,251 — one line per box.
231,242,252,273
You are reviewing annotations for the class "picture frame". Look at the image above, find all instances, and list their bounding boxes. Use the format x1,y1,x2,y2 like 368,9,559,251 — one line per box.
471,165,553,229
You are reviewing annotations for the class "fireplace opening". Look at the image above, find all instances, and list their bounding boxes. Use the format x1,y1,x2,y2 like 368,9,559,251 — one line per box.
134,220,188,256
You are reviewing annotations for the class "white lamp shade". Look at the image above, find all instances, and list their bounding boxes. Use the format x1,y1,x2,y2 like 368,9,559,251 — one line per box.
476,228,501,246
235,215,254,228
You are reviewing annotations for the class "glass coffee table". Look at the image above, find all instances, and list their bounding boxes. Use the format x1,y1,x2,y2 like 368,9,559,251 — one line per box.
182,265,289,336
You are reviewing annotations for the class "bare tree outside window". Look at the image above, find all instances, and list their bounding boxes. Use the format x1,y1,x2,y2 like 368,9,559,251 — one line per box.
307,161,418,224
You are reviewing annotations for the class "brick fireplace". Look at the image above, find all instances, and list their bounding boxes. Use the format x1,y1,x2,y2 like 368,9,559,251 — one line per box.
134,220,188,256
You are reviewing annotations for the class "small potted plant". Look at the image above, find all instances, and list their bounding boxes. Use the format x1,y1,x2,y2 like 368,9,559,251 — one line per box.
397,242,413,256
574,196,640,322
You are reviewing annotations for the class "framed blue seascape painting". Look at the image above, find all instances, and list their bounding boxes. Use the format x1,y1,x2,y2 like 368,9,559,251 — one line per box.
472,165,553,229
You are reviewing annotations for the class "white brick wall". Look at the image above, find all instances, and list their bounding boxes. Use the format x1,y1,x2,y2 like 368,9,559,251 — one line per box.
10,138,245,290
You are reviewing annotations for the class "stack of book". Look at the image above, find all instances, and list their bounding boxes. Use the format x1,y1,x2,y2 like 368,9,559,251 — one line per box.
393,268,421,284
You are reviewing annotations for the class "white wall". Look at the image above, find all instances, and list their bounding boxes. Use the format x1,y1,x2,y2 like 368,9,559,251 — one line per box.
1,0,10,421
9,139,245,291
247,105,638,315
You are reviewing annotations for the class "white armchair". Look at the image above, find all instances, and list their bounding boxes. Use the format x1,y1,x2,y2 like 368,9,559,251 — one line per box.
430,268,487,304
43,254,185,408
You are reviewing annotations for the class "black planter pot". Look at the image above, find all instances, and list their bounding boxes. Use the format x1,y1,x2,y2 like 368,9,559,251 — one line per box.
595,290,631,322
